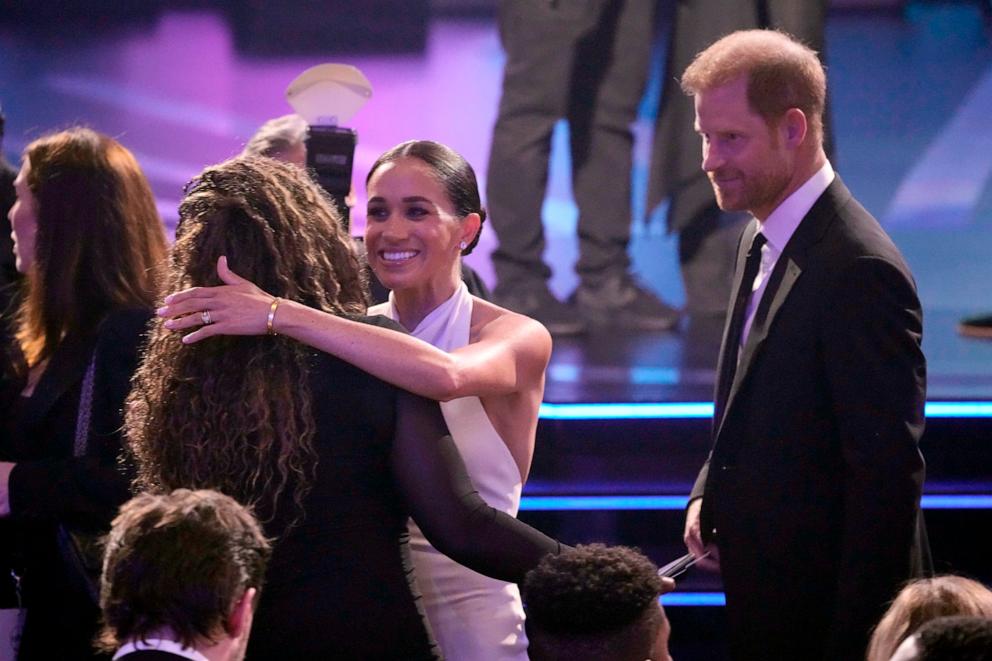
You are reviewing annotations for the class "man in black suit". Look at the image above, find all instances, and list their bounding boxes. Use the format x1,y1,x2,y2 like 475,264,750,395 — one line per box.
98,489,271,661
680,30,927,660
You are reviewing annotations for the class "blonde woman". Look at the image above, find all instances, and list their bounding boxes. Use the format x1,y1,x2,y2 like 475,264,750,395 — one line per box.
867,575,992,661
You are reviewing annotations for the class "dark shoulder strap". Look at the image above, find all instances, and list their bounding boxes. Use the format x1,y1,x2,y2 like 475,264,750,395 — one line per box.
72,351,97,458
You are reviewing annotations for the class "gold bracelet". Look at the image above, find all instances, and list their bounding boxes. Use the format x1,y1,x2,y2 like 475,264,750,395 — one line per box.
267,297,281,335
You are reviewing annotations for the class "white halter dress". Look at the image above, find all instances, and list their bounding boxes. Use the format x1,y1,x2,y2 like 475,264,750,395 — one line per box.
369,282,528,661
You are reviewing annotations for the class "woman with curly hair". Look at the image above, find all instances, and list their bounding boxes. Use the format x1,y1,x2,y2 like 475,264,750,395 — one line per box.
158,141,551,660
0,127,167,659
128,155,561,660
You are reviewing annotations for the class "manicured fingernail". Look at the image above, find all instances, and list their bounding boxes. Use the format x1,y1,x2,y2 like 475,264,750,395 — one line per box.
156,306,169,316
163,319,175,329
164,294,175,304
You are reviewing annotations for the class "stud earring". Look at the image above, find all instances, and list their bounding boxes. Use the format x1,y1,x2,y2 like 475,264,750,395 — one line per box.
459,240,468,250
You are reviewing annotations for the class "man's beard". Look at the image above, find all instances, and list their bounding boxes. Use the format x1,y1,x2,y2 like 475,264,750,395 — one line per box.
709,165,789,217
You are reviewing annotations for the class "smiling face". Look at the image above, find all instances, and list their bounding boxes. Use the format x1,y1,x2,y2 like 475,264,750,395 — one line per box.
8,158,39,274
364,156,478,297
694,75,795,221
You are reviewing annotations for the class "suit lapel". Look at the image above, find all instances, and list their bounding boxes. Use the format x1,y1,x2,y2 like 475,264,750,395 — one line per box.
713,220,759,430
722,256,802,423
21,331,95,432
714,176,851,443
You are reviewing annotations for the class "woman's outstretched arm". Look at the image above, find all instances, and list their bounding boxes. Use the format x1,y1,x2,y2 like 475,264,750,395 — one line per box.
158,257,551,401
391,389,562,582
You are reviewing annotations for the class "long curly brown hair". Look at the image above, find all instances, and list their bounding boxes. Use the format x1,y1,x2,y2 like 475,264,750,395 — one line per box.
126,156,367,523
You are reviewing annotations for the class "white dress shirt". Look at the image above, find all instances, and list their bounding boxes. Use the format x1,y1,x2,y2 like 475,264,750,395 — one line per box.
741,160,836,348
114,638,210,661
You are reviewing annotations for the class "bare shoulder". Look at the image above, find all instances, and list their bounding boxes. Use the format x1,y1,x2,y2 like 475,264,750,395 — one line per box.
470,297,552,358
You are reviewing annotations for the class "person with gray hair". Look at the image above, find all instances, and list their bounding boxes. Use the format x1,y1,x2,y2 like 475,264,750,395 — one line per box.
241,113,307,168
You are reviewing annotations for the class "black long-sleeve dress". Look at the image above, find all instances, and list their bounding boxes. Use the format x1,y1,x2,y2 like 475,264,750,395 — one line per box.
245,316,560,660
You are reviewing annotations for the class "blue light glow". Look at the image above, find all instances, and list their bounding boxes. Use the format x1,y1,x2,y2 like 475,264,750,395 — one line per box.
921,494,992,509
520,494,992,511
537,401,992,420
924,402,992,418
520,495,688,511
630,367,681,385
538,402,714,419
661,592,726,607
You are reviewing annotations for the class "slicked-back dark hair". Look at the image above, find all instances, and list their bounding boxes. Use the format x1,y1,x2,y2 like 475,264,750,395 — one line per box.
523,544,667,661
99,489,271,652
366,139,486,255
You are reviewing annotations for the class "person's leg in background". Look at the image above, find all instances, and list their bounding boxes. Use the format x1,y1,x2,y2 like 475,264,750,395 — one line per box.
486,0,602,335
568,0,681,331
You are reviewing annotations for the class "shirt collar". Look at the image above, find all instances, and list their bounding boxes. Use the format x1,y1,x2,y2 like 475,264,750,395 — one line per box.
759,160,835,253
114,638,211,661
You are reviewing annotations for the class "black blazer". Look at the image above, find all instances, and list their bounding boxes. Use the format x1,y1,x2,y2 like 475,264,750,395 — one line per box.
0,307,151,659
690,178,927,660
2,308,150,524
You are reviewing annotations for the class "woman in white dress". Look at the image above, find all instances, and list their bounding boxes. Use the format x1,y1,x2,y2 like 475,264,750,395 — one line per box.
158,140,551,660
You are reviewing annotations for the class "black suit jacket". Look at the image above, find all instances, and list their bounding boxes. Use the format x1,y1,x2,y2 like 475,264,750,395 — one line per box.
690,177,927,660
0,307,151,659
2,308,149,524
116,651,192,660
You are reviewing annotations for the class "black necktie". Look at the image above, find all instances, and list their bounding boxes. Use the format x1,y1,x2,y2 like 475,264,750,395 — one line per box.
716,231,767,413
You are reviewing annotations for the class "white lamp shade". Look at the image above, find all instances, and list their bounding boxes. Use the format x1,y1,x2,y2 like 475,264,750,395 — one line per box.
286,63,373,126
